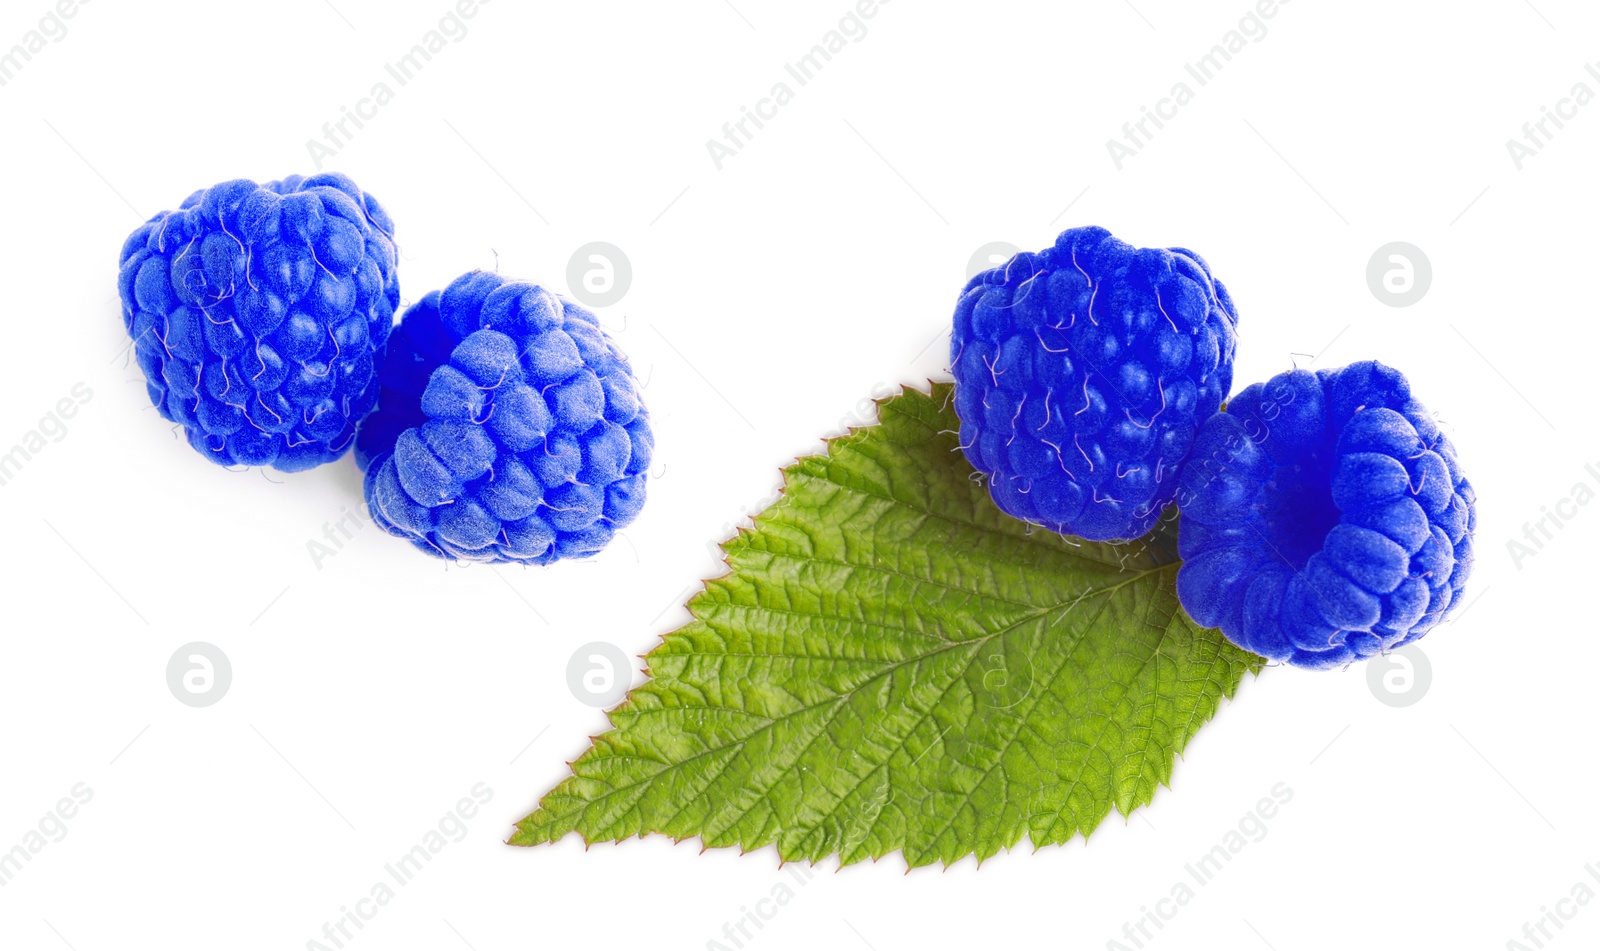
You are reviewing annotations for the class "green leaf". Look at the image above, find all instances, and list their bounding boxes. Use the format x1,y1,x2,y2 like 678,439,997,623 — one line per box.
512,383,1263,868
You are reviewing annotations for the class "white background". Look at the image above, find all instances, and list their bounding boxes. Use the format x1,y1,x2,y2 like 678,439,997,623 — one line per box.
0,0,1593,948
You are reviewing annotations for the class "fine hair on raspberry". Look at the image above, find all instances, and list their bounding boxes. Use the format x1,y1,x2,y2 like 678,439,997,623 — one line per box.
117,174,400,471
356,271,653,565
1174,361,1475,669
950,225,1240,541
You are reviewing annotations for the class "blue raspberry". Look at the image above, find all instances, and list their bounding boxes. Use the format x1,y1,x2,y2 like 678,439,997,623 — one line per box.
950,226,1240,541
116,174,400,471
355,271,652,565
1174,361,1476,670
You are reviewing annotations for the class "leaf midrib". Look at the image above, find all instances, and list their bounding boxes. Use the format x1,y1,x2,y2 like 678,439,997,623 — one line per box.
529,563,1167,841
905,565,1176,862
